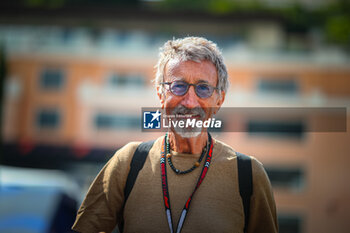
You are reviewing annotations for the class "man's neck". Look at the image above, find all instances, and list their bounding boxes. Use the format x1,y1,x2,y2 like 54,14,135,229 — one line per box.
168,131,208,154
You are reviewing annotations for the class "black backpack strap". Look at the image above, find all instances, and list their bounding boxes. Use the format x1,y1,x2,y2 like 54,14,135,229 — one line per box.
124,140,155,203
119,140,155,233
236,152,253,233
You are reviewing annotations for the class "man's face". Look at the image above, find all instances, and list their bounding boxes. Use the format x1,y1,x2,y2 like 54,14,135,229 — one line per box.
157,59,225,137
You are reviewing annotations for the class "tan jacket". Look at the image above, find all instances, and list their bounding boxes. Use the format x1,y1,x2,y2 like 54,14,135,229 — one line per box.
72,136,278,233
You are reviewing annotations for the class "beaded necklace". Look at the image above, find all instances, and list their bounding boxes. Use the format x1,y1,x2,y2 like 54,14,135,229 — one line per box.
165,132,208,174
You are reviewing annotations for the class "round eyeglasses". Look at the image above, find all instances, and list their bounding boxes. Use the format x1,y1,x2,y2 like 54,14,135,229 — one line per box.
161,81,218,99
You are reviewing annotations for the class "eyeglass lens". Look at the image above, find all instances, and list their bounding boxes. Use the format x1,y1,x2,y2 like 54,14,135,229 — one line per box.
170,81,213,98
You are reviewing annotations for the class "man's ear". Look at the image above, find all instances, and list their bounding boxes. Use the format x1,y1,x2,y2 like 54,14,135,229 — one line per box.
214,90,225,114
157,85,165,108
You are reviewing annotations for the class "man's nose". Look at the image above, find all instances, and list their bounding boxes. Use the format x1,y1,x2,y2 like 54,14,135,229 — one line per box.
180,85,200,109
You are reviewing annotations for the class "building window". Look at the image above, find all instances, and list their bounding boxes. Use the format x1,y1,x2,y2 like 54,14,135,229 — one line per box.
278,214,303,233
108,73,145,88
36,109,61,129
61,28,74,44
265,167,305,191
40,68,65,90
95,113,140,130
247,120,305,138
114,31,129,45
257,78,299,95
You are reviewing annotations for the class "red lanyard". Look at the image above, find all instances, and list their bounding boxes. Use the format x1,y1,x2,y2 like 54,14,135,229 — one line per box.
160,133,213,233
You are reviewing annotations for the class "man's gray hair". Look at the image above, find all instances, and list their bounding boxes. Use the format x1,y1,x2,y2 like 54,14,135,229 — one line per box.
155,36,229,94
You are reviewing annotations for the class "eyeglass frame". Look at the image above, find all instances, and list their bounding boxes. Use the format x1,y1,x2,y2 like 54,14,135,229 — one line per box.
160,80,219,99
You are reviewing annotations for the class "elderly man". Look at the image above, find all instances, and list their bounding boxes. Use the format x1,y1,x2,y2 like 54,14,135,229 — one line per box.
72,37,278,233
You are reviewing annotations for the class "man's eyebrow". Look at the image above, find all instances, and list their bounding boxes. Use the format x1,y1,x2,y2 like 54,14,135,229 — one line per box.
197,79,209,84
169,76,184,81
167,77,212,85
